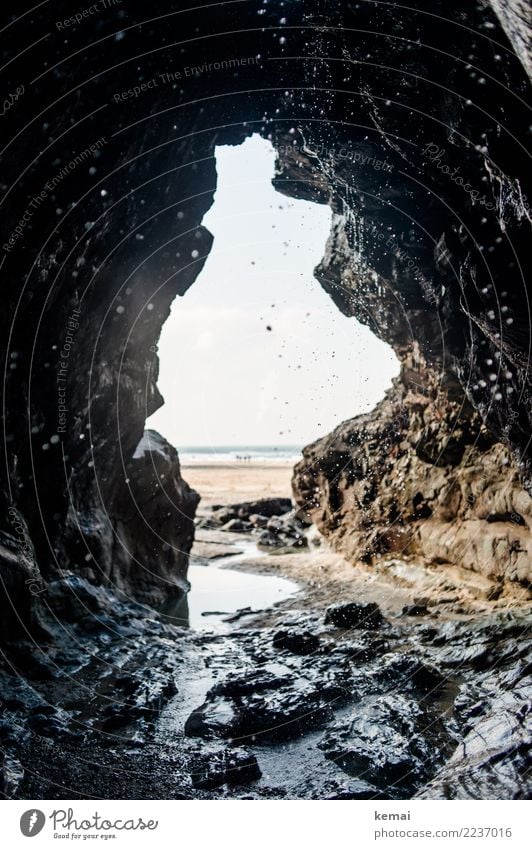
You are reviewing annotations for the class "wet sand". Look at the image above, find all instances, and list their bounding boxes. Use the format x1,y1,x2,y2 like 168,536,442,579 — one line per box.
181,461,294,507
185,462,530,616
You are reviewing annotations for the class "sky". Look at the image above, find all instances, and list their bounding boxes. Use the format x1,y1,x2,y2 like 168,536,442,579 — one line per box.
147,135,398,448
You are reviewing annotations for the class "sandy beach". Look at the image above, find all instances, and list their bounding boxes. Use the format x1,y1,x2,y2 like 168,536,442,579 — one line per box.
181,461,295,507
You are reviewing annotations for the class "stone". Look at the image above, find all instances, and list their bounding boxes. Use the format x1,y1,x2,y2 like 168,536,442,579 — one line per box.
25,712,83,743
221,519,253,533
319,695,444,794
189,749,261,790
185,667,339,743
248,514,269,528
257,531,281,548
418,678,531,799
272,629,321,655
256,515,309,550
101,671,178,729
324,602,384,630
325,778,386,800
45,576,113,622
402,604,429,616
212,499,293,526
0,751,24,797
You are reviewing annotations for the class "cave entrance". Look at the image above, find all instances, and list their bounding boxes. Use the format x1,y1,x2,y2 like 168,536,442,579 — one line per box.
148,134,399,629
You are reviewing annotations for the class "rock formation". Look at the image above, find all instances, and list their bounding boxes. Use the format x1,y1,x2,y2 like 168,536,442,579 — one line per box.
0,0,530,637
292,369,532,591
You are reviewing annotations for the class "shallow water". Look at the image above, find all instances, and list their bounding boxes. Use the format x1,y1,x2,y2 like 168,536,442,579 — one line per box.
162,544,300,631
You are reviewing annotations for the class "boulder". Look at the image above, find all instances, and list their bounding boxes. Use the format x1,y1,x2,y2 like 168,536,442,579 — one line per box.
324,602,384,630
211,499,293,526
272,629,321,655
184,666,344,743
319,695,443,794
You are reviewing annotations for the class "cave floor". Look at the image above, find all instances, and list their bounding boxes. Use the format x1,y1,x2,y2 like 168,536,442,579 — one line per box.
1,530,531,800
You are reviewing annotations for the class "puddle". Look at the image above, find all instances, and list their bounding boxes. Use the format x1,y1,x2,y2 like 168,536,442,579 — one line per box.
161,542,300,631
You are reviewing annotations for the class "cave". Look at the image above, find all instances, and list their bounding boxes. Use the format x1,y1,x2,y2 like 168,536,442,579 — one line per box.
0,0,530,801
148,133,399,454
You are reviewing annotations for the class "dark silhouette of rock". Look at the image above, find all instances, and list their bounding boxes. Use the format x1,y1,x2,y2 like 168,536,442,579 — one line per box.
272,629,321,655
325,602,384,630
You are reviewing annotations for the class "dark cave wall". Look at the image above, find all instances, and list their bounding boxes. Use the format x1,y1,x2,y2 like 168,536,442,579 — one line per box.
0,0,530,636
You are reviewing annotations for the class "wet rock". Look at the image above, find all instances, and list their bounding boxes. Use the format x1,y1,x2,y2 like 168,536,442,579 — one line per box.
272,629,321,655
331,637,390,664
0,751,24,797
418,678,531,799
211,508,236,526
319,695,443,795
101,672,178,730
0,666,51,714
257,531,281,548
248,514,269,528
5,643,57,681
258,531,307,550
185,666,338,743
325,602,383,630
0,513,48,646
189,748,261,789
45,576,114,622
430,615,532,670
257,516,309,550
212,499,293,526
0,718,31,750
402,604,429,616
195,516,219,530
324,778,385,800
222,519,253,533
375,654,445,695
25,712,83,743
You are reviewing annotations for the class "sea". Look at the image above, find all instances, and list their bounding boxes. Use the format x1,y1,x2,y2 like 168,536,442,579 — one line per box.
179,445,303,464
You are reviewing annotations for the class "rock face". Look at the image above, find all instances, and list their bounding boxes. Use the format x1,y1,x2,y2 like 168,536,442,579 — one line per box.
491,1,532,77
0,0,531,638
108,430,199,606
57,428,199,608
319,694,444,793
293,376,532,591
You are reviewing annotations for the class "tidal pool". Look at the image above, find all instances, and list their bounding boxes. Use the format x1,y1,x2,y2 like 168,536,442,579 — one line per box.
162,546,299,631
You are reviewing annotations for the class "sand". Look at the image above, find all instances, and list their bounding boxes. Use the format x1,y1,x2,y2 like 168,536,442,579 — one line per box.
181,461,294,507
185,462,530,628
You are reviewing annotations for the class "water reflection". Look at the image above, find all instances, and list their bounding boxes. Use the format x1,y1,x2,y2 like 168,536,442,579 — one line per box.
161,561,299,632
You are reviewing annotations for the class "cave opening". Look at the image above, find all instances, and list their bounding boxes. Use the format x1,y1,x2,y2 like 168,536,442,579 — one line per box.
148,134,399,629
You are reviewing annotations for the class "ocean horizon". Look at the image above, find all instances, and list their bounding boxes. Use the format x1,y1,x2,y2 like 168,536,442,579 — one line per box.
179,445,303,464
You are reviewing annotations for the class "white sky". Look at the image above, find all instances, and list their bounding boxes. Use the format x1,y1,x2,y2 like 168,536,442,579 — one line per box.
148,135,398,447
